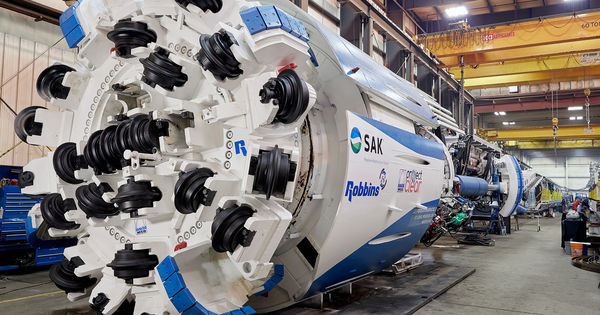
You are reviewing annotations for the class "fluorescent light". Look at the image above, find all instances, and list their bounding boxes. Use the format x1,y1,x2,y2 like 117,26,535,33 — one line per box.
569,116,576,120
568,106,583,111
445,6,468,18
509,122,516,125
499,111,506,116
494,112,499,116
502,122,509,125
577,116,583,120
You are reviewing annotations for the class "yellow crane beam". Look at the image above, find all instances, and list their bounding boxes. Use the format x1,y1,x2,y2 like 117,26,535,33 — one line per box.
437,38,600,68
417,11,600,67
449,53,599,79
484,124,600,141
463,64,600,89
502,140,600,149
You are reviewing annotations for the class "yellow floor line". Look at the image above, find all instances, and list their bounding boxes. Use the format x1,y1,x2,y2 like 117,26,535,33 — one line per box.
0,290,63,304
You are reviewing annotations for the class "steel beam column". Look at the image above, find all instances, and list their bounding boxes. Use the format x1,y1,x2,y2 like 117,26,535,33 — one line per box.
0,0,61,25
363,15,374,56
298,0,309,12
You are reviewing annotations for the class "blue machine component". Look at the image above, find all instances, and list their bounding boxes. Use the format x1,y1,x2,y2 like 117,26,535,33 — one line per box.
0,166,76,271
240,5,316,71
240,8,267,35
456,175,490,197
59,0,85,48
157,256,256,315
240,6,309,42
257,6,282,30
307,47,319,67
517,205,527,214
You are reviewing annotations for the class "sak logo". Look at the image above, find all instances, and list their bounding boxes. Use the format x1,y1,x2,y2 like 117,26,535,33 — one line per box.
397,169,423,193
350,127,362,153
345,181,380,202
349,127,383,155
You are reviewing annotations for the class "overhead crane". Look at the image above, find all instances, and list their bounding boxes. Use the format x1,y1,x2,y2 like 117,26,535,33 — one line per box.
461,55,600,89
483,124,600,141
474,95,600,114
503,140,600,150
459,54,600,79
417,10,600,88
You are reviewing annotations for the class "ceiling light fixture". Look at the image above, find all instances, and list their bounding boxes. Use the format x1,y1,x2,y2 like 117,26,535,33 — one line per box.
499,111,506,116
568,106,583,111
445,6,468,18
509,122,515,125
502,122,509,125
577,116,583,120
569,116,576,120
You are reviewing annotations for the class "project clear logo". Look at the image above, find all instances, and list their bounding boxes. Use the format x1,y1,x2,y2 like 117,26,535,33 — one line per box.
350,127,362,154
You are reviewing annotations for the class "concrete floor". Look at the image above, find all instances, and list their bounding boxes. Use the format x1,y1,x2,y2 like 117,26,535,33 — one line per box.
0,216,597,314
415,216,600,315
0,267,89,314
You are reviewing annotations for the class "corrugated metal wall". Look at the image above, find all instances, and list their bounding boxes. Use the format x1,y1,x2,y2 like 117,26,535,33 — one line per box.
0,9,76,167
521,149,600,190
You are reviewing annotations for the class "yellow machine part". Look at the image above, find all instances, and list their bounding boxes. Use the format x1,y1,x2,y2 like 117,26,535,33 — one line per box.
590,181,600,201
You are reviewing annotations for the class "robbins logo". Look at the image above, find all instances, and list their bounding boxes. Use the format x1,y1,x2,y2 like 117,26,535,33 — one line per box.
397,169,423,193
350,127,362,154
345,181,380,202
379,168,387,190
349,127,383,155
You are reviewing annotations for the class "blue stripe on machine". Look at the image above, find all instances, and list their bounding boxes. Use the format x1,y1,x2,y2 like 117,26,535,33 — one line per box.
303,199,440,298
356,113,445,160
508,156,524,216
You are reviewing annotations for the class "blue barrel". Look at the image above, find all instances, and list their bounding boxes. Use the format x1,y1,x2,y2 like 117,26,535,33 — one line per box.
456,175,489,197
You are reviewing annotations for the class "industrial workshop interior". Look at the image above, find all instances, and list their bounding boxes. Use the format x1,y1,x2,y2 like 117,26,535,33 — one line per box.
1,0,600,314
